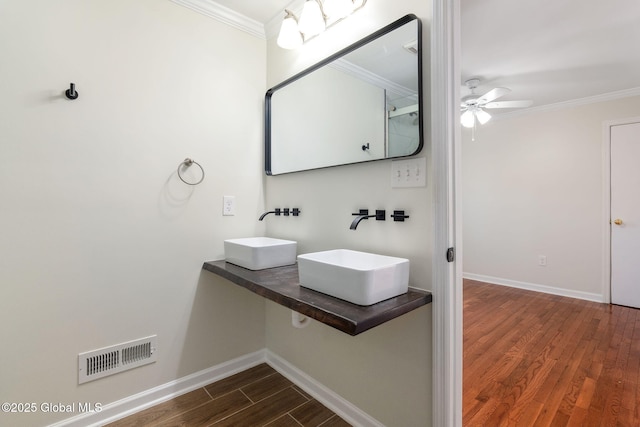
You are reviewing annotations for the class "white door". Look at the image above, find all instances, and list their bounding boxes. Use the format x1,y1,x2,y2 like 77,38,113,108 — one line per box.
611,121,640,308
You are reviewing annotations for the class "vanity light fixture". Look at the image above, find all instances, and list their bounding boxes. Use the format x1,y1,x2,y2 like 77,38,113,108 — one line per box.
322,0,353,20
277,10,303,49
276,0,367,49
297,0,325,36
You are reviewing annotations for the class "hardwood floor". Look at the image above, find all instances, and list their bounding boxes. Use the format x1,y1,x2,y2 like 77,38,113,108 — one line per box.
464,279,640,426
106,364,351,427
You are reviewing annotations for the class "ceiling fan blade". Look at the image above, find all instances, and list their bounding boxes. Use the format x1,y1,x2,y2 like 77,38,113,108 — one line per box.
484,100,533,109
477,87,511,104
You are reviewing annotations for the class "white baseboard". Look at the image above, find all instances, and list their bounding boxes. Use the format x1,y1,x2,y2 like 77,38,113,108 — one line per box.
51,349,380,427
463,273,605,303
265,350,384,427
49,350,267,427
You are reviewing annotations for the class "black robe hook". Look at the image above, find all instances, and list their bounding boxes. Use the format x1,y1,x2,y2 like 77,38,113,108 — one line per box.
65,83,79,100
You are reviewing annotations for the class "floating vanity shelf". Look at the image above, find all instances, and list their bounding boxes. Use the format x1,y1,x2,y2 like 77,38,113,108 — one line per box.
202,260,432,336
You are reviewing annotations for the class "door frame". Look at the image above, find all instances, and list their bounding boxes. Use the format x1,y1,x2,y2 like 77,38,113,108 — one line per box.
602,116,640,304
431,0,462,425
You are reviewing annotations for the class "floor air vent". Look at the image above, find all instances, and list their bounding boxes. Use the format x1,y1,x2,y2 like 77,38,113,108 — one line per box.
78,335,157,384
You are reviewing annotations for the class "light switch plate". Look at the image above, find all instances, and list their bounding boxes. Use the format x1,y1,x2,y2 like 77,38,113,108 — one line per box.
391,157,427,188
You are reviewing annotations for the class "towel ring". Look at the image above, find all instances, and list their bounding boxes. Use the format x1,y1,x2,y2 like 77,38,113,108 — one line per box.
177,158,205,185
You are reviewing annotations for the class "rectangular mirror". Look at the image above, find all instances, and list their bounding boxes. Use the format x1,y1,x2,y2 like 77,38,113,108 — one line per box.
265,14,423,175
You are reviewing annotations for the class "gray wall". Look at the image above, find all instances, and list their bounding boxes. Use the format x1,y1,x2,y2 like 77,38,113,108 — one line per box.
264,2,434,425
0,1,267,425
462,96,640,301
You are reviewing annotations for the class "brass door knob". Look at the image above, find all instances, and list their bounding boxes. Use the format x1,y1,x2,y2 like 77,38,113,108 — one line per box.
614,219,623,225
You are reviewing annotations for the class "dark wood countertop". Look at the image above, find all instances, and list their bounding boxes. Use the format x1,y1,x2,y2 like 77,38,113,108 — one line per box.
202,260,432,336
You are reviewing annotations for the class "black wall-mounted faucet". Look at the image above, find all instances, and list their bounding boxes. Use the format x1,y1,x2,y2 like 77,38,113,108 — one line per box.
350,209,385,230
259,208,301,221
259,208,281,221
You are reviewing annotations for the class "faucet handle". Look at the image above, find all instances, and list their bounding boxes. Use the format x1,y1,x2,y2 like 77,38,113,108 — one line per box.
292,208,301,216
391,210,410,222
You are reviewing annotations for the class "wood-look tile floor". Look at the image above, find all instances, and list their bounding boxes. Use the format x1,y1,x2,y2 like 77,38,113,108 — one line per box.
106,364,351,427
464,279,640,426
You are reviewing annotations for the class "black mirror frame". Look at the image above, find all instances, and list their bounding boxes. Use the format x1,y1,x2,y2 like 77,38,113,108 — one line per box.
265,14,423,175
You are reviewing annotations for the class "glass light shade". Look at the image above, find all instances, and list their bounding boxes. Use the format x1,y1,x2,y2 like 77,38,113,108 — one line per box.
461,110,475,128
322,0,353,19
277,13,303,49
298,0,325,36
476,109,491,125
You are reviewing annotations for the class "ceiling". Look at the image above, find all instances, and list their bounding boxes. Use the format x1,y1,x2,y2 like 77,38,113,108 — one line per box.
462,0,640,116
209,0,640,116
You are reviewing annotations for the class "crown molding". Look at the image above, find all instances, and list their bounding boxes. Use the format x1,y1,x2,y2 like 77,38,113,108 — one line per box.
330,59,417,99
496,87,640,120
170,0,266,39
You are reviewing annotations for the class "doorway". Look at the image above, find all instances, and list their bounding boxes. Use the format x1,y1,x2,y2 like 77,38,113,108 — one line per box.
608,119,640,308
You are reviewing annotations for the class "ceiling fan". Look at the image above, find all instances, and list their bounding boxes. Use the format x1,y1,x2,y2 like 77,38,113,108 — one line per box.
460,78,533,129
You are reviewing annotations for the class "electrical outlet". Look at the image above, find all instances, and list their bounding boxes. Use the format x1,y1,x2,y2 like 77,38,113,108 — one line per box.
223,196,235,216
538,255,547,267
391,157,427,188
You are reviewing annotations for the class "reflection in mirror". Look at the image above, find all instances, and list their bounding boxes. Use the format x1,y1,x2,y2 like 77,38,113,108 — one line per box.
265,14,423,175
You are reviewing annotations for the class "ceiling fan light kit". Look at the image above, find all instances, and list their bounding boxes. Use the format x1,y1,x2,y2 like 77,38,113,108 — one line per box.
474,108,492,125
461,110,475,128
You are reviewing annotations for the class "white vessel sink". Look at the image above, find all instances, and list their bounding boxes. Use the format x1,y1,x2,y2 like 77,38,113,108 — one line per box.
297,249,409,305
224,237,297,270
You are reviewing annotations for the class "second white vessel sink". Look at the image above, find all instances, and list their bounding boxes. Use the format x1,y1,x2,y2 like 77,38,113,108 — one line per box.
297,249,409,305
224,237,297,270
